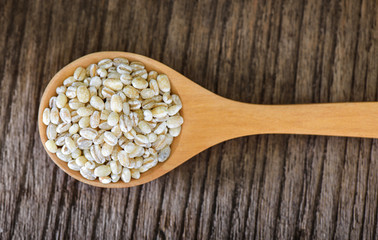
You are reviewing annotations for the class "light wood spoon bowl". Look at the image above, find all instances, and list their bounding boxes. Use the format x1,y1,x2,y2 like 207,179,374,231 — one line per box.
39,51,378,188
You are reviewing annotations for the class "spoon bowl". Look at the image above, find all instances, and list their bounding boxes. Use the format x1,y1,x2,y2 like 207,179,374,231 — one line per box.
39,51,378,188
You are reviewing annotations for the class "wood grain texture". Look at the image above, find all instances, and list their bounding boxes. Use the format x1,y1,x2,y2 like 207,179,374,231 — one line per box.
1,0,377,239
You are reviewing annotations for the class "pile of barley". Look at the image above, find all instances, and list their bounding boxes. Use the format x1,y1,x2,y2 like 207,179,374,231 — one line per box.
42,58,183,184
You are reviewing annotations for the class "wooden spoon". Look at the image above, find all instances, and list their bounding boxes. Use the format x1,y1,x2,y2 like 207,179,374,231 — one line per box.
39,51,378,188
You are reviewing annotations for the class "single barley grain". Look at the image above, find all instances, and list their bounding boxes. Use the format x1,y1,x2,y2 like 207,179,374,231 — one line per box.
45,140,58,153
43,108,51,125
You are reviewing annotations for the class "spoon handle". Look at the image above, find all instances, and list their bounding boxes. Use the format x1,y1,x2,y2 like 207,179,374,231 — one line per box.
214,101,378,139
252,102,378,138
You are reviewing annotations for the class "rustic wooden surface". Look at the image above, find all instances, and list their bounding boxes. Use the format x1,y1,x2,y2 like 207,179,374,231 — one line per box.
0,0,377,239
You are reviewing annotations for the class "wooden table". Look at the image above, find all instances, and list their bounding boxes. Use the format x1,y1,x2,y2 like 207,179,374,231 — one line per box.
1,0,377,239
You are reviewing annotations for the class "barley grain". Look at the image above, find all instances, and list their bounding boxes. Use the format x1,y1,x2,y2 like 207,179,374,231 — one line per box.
94,165,111,177
74,67,86,80
63,76,75,86
107,112,119,126
110,94,123,112
80,128,98,140
121,168,131,183
56,149,71,162
80,167,96,180
43,108,51,125
77,86,90,103
45,140,57,153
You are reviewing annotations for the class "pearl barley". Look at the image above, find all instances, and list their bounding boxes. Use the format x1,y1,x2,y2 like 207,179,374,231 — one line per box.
43,57,183,184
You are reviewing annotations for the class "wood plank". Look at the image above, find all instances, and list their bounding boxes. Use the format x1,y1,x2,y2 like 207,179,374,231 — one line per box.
1,0,52,238
275,0,323,239
255,0,304,239
333,0,377,239
313,0,362,239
